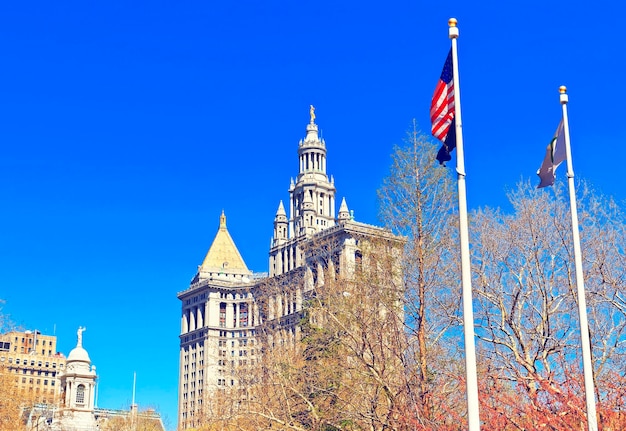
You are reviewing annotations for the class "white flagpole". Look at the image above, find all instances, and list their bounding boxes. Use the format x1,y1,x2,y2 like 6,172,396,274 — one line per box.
449,18,481,431
559,86,598,431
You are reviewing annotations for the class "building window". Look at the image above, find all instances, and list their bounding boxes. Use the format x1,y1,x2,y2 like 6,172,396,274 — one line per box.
76,384,85,404
239,303,249,327
219,303,226,327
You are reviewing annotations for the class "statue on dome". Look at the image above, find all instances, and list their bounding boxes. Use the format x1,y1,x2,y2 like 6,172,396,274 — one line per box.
310,105,316,124
77,326,86,347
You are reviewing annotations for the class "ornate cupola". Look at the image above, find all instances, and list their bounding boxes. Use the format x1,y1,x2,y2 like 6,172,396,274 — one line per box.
289,106,337,238
54,327,98,430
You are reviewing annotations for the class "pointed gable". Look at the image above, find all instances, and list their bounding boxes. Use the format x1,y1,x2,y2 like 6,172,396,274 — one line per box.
199,211,250,276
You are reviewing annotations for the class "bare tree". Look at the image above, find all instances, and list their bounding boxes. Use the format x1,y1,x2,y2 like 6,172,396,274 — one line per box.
377,122,463,426
192,231,408,431
471,180,626,428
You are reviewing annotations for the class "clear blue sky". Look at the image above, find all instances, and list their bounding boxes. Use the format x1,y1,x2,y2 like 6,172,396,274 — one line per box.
1,1,624,430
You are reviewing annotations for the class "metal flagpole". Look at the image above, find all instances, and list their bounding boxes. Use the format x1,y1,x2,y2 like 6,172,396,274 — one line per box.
448,18,481,431
559,86,598,431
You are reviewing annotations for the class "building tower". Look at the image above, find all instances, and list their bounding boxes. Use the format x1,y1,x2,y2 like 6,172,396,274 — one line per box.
177,107,404,430
269,106,338,277
289,105,337,238
272,201,288,246
177,211,261,430
53,327,97,431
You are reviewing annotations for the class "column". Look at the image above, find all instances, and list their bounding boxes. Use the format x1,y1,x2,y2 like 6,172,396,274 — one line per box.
197,306,203,329
268,297,275,320
189,307,196,332
276,250,283,276
182,312,188,334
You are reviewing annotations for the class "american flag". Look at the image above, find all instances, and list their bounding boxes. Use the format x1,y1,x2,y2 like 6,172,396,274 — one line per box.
431,49,456,165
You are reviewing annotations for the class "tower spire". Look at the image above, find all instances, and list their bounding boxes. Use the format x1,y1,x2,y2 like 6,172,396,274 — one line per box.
289,106,337,237
273,201,288,245
338,197,350,222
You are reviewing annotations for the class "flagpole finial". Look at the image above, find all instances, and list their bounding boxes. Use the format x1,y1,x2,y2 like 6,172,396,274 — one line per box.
559,85,568,105
448,18,459,39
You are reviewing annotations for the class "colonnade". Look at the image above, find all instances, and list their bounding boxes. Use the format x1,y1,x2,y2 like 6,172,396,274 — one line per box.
299,150,326,173
181,297,260,333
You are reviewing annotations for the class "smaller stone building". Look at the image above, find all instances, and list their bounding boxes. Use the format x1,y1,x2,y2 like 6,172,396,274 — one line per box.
23,327,165,431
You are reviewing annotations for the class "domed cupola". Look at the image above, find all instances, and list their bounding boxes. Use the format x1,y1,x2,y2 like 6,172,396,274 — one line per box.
60,327,97,412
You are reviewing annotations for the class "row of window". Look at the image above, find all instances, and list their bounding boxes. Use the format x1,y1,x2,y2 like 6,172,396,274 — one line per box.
13,368,56,377
19,377,56,386
184,292,208,306
12,337,52,346
218,359,254,369
220,292,249,299
218,349,254,357
218,339,253,347
0,357,62,368
218,330,255,338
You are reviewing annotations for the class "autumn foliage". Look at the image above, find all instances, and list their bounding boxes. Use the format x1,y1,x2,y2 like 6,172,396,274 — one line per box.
0,365,27,431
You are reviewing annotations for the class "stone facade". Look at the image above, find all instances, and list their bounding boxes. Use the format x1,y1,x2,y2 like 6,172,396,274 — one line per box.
0,330,66,404
22,328,165,431
177,109,404,430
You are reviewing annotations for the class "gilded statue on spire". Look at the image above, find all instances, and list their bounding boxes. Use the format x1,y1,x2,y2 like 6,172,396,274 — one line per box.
309,105,316,124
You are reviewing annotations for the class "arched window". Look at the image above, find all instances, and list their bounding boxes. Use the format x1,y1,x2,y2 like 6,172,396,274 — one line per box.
76,384,85,404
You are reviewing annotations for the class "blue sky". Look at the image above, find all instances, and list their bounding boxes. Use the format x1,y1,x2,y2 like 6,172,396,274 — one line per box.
1,1,624,429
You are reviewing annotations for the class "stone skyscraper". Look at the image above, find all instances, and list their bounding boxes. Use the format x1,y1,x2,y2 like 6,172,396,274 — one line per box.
177,108,403,430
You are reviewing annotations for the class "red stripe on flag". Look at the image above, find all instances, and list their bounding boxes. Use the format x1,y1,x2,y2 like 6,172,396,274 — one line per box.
431,79,455,142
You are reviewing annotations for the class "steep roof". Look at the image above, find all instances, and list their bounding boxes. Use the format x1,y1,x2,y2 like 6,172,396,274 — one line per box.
199,211,249,273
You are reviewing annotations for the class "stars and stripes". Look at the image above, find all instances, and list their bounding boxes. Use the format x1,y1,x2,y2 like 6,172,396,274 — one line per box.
431,49,456,165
